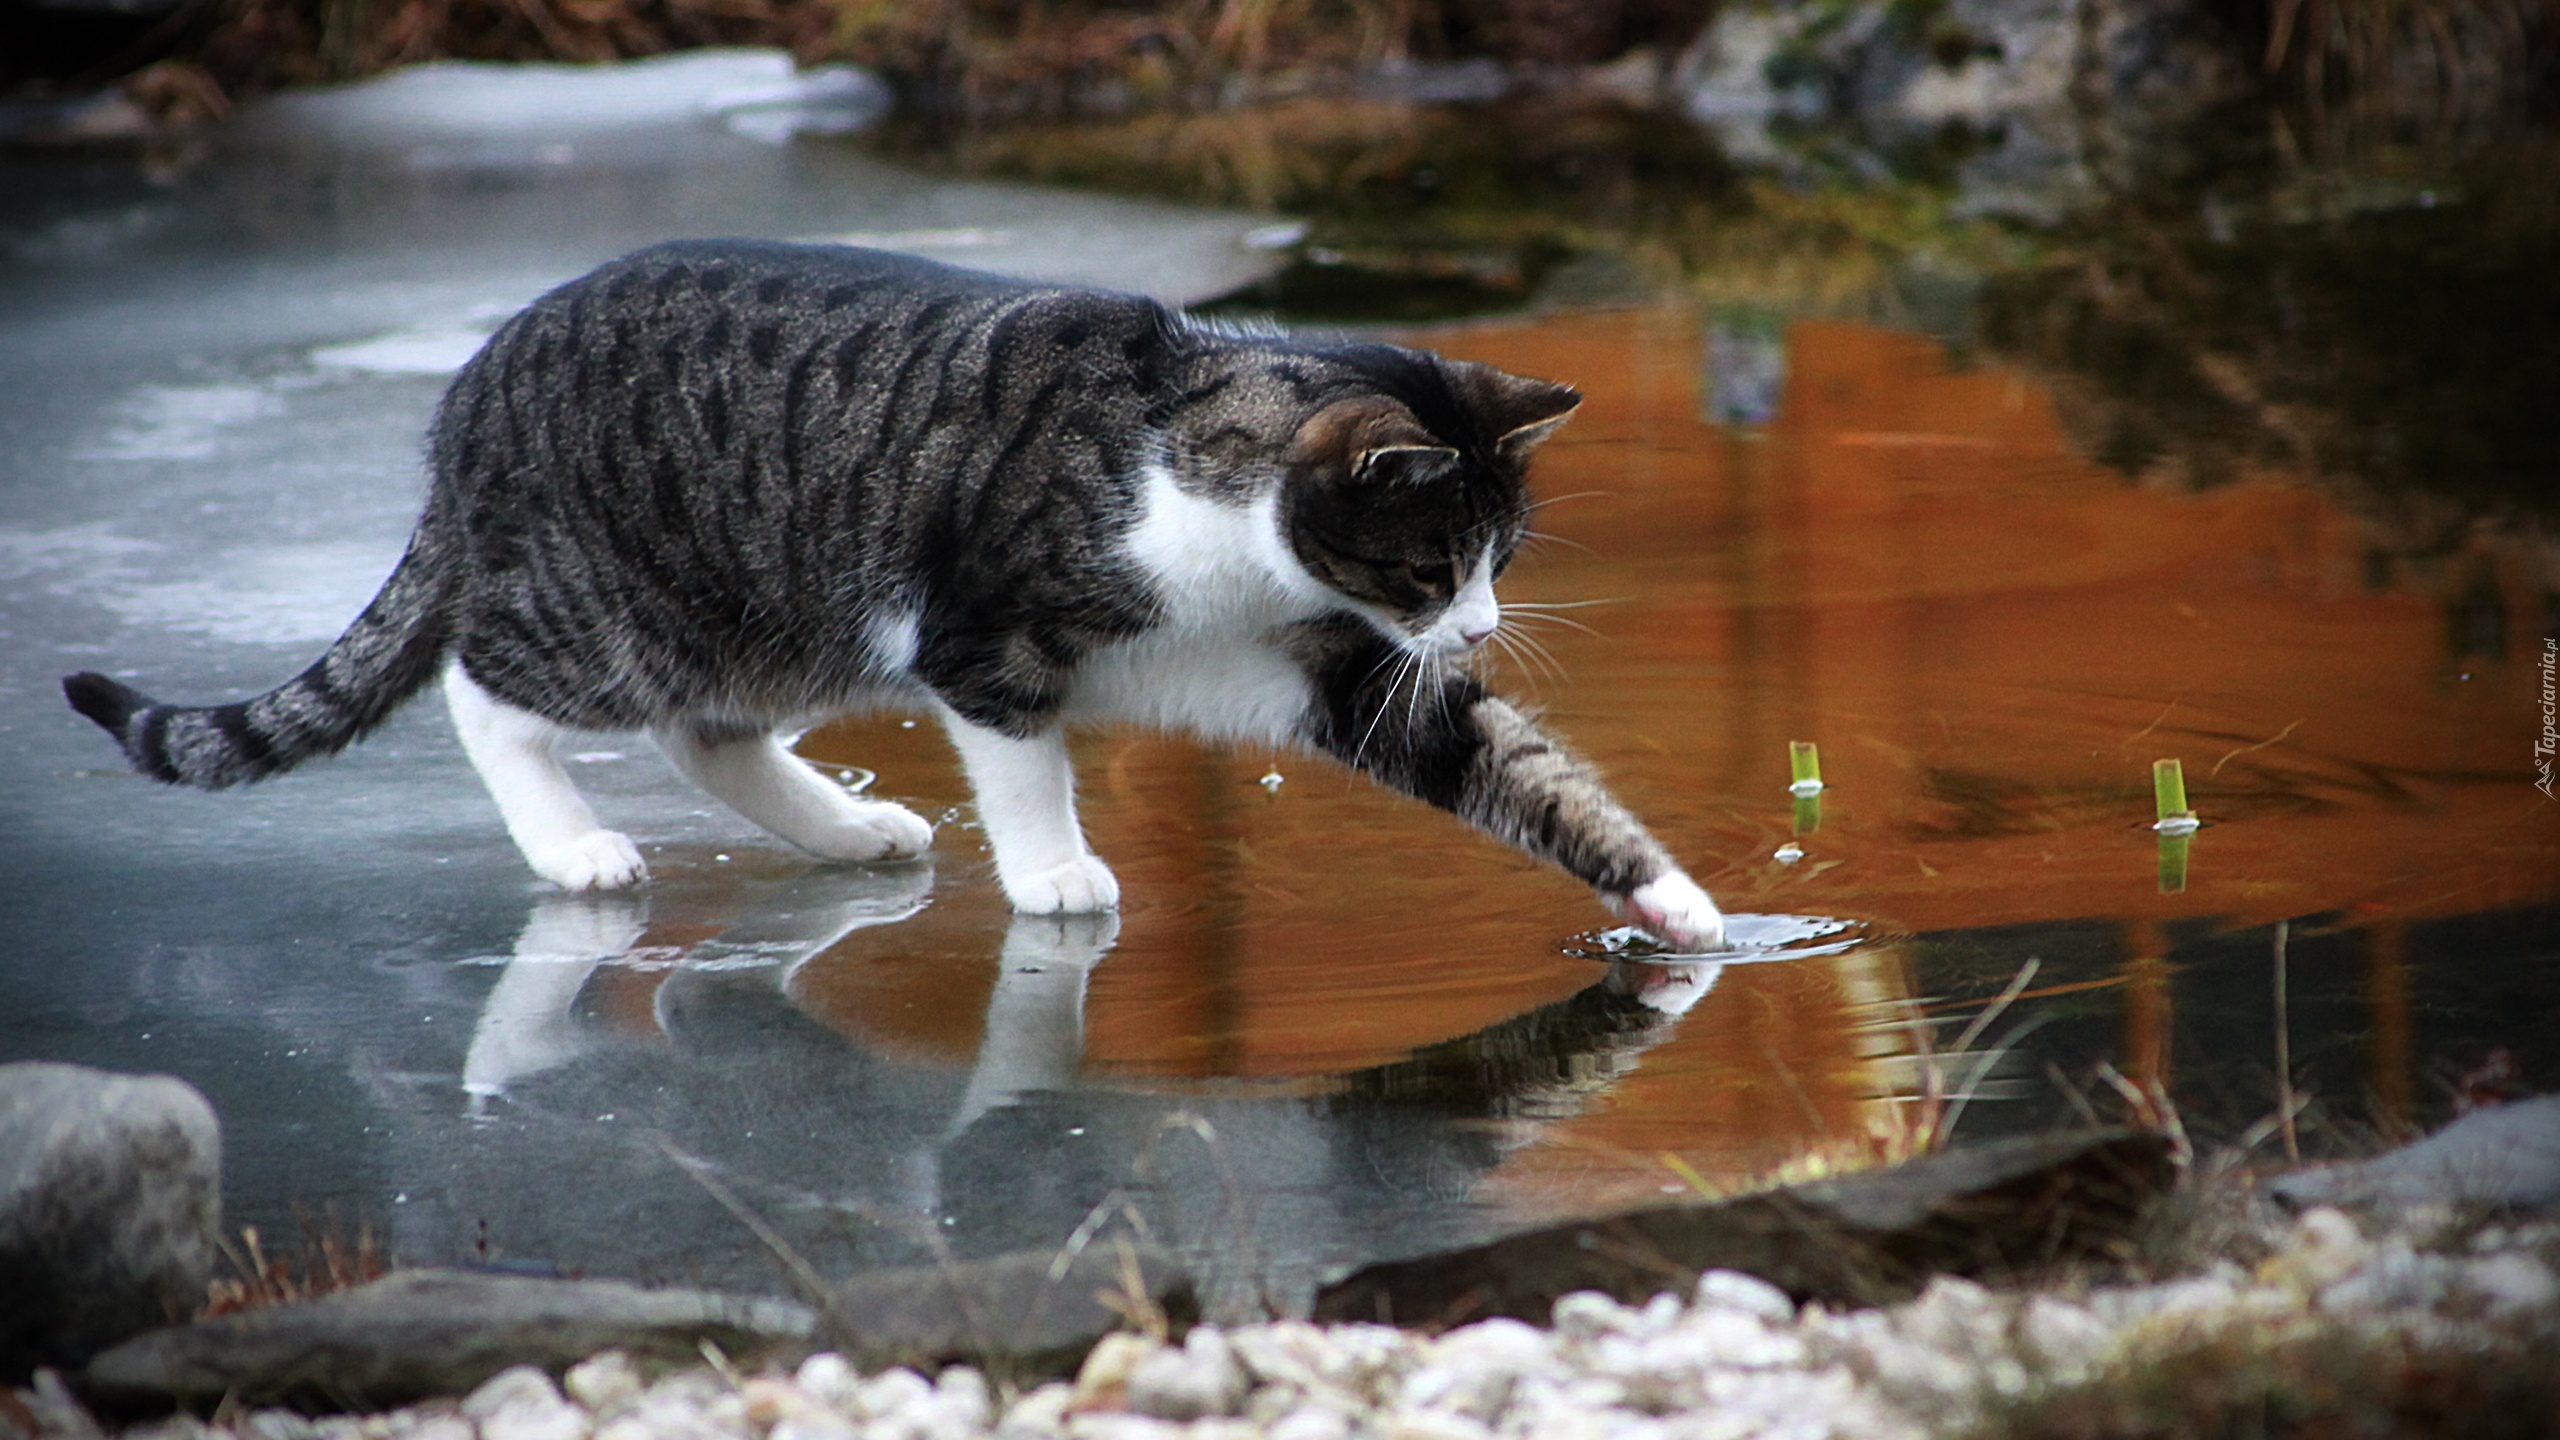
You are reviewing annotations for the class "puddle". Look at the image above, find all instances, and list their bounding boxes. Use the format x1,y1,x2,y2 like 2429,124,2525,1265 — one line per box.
1,84,2554,1314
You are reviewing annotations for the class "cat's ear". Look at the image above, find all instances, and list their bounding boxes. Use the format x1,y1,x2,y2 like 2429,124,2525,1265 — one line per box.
1451,362,1582,456
1355,443,1461,486
1296,397,1457,485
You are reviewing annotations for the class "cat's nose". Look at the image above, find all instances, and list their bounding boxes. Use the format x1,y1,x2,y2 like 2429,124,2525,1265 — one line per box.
1460,618,1498,646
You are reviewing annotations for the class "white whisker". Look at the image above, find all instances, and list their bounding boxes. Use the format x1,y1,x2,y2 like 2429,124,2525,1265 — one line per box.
1350,645,1420,777
1503,609,1605,639
1526,490,1610,514
1488,628,1558,691
1504,626,1570,681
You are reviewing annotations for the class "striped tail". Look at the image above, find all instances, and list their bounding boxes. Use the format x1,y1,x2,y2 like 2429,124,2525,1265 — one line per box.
64,529,455,790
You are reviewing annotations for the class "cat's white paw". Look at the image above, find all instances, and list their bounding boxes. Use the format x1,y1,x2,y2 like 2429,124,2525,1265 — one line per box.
1618,870,1726,951
1604,958,1724,1015
799,799,935,862
1002,854,1120,914
529,831,649,892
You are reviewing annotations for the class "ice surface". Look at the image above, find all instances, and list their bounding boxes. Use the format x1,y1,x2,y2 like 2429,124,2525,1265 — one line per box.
311,328,495,376
243,50,889,149
74,383,282,461
0,70,1322,1305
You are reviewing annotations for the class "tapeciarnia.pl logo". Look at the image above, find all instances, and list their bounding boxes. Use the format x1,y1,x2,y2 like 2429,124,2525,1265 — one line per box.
2538,636,2556,800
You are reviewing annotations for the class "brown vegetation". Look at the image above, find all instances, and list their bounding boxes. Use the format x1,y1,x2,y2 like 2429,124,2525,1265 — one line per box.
2253,0,2559,135
112,0,1710,110
199,1214,390,1319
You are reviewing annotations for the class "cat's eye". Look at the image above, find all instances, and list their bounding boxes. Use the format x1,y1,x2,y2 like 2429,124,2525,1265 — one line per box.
1407,561,1455,591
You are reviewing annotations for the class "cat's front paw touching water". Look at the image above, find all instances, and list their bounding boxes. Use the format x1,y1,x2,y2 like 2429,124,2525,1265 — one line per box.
1616,870,1726,951
1002,854,1121,914
800,798,936,862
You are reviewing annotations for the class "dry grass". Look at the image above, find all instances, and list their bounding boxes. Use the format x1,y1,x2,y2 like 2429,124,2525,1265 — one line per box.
118,0,1710,109
2257,0,2557,139
198,1210,390,1318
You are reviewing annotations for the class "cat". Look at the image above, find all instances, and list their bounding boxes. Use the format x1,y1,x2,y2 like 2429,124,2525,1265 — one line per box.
64,239,1725,950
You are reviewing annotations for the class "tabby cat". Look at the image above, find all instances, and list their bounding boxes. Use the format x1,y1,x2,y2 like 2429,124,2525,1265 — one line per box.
65,240,1725,949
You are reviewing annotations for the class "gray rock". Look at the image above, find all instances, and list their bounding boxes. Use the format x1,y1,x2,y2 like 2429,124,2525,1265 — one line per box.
1672,0,2242,223
1313,1129,2174,1327
1,1061,222,1380
824,1241,1197,1379
82,1269,816,1409
2270,1096,2560,1217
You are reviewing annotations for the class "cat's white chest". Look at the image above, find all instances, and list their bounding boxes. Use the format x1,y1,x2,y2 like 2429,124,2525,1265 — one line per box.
1064,468,1325,742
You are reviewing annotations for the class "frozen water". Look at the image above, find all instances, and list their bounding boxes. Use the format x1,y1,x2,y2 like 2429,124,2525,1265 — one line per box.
311,328,495,375
73,383,282,462
97,541,402,645
0,62,1336,1302
243,50,888,150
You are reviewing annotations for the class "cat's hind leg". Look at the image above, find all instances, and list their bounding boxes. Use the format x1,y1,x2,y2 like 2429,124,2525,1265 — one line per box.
444,663,648,891
935,708,1118,913
657,725,933,863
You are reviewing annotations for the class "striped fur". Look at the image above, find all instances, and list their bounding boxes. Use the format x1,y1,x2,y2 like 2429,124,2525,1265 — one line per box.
65,520,455,789
62,240,1722,942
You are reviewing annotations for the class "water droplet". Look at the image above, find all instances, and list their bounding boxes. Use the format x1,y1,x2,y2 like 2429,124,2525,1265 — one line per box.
1774,842,1805,863
1259,769,1285,792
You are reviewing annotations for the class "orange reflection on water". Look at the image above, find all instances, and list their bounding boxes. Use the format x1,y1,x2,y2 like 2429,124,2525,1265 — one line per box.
792,306,2558,1206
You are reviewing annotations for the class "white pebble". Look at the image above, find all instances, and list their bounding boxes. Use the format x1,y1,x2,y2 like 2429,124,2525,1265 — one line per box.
1637,1293,1684,1333
2317,1240,2460,1316
461,1368,588,1440
1674,1308,1808,1369
563,1353,642,1416
1263,1402,1356,1440
1694,1270,1796,1325
2015,1295,2115,1381
2276,1207,2370,1291
767,1412,859,1440
1127,1326,1250,1421
595,1390,744,1440
460,1368,560,1422
1073,1332,1162,1410
996,1381,1074,1438
1376,1409,1493,1440
1061,1413,1185,1439
2458,1252,2560,1318
935,1367,995,1429
852,1367,935,1421
792,1353,857,1410
1552,1292,1636,1341
1399,1326,1549,1423
1890,1277,2008,1357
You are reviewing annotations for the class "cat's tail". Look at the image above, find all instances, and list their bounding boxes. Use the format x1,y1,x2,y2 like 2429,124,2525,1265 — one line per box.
64,528,457,790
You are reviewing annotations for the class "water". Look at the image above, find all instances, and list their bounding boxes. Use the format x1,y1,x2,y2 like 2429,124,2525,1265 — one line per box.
3,64,2555,1318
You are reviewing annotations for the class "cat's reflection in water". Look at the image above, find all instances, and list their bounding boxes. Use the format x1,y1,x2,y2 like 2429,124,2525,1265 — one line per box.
449,878,1721,1306
459,866,937,1111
